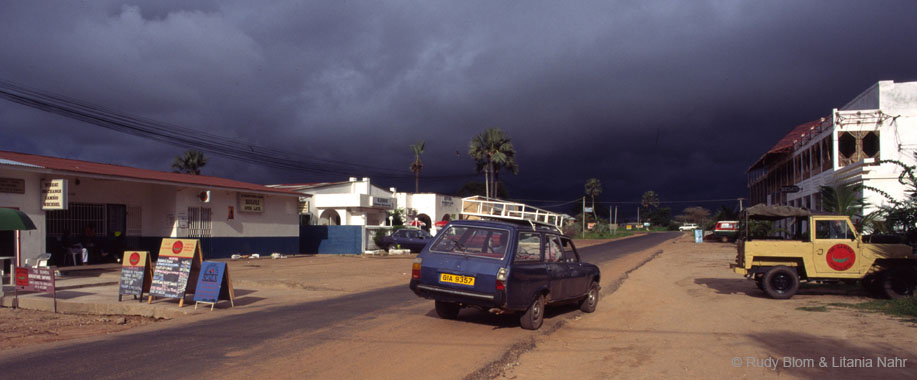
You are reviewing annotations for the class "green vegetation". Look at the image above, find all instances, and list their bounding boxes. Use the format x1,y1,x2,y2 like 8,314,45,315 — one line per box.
796,306,828,312
829,299,917,324
171,150,208,175
585,178,602,221
409,140,424,193
468,128,518,198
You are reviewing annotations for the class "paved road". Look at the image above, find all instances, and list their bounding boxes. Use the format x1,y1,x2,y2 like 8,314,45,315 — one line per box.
0,232,679,380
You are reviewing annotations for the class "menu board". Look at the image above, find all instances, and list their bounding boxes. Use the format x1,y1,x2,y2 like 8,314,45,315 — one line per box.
193,261,235,310
148,239,202,307
119,251,152,302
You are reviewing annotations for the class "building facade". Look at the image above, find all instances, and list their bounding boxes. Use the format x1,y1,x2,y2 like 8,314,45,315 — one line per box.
0,151,302,265
747,80,917,215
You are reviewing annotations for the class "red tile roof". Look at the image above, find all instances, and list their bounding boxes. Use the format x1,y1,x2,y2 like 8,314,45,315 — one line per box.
0,150,301,196
748,118,826,172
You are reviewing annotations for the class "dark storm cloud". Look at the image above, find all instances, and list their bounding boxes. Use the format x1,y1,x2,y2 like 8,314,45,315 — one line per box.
2,0,917,215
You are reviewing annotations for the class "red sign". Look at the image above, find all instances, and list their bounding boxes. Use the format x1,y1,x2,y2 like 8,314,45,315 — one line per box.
14,267,56,294
826,244,856,271
172,241,184,254
129,252,140,266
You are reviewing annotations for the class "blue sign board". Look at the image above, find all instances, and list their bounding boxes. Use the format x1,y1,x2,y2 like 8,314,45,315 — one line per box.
694,229,703,243
193,261,234,308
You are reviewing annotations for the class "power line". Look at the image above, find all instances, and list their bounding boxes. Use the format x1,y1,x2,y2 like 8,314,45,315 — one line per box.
0,79,478,182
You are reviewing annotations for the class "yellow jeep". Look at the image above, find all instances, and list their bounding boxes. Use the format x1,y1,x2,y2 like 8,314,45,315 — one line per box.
731,204,916,299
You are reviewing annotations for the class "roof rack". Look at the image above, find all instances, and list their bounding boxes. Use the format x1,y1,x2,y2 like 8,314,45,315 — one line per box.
460,196,571,231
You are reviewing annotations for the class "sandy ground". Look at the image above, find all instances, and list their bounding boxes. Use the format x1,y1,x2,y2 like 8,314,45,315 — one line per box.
0,308,155,350
498,236,917,379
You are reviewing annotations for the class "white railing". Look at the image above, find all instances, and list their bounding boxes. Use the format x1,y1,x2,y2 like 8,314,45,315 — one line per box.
460,196,570,229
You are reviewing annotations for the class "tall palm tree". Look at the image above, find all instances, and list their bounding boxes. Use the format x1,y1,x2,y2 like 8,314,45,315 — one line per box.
468,128,518,198
171,150,208,175
820,184,875,231
585,178,602,220
409,141,424,193
640,190,660,223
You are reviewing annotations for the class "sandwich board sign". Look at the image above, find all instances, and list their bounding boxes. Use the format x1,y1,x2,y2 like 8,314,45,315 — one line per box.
148,239,203,307
14,266,57,312
193,261,235,310
118,251,152,302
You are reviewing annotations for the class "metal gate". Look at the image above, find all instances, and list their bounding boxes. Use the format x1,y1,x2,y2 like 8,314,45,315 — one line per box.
188,207,212,257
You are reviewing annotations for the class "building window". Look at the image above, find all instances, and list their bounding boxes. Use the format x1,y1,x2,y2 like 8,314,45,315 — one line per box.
862,131,879,158
838,132,856,159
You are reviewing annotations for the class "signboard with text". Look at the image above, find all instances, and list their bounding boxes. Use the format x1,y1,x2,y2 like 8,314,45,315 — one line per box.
0,177,25,194
239,194,264,212
193,261,235,310
119,251,152,302
40,179,68,210
14,266,57,312
148,239,203,307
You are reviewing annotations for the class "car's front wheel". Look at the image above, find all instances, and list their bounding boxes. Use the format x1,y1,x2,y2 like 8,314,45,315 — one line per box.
579,282,599,313
434,300,461,319
520,295,545,330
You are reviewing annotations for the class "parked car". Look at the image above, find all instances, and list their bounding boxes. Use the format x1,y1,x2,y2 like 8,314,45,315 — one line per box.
713,220,739,242
409,219,601,330
678,223,699,231
378,228,433,252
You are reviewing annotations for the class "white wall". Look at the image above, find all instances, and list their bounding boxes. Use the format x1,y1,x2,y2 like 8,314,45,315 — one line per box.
0,169,46,261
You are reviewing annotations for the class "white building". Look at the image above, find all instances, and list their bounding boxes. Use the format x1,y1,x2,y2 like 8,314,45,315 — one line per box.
748,80,917,215
392,191,462,234
0,151,302,265
270,177,395,226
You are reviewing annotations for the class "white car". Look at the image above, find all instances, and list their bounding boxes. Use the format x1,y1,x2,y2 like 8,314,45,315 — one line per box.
678,223,699,231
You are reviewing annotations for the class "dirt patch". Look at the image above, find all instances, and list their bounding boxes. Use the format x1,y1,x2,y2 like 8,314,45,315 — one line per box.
0,307,157,351
498,237,917,379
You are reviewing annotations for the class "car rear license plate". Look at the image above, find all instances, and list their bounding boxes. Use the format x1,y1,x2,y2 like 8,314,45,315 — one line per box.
440,273,475,286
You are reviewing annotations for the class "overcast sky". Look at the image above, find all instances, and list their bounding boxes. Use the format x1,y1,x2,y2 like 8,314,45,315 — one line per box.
1,1,916,216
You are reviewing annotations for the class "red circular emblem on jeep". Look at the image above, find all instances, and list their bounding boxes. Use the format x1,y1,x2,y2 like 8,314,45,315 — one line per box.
129,252,140,266
826,244,856,271
172,241,184,254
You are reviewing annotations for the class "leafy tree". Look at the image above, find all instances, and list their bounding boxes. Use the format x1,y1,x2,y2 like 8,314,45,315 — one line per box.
409,141,424,193
171,150,208,175
678,206,712,227
456,181,508,198
646,207,672,227
868,153,917,244
819,184,877,232
584,178,602,220
640,190,660,223
712,205,739,222
468,128,518,198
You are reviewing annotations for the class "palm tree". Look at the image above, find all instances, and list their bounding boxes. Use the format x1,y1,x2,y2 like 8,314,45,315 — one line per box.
585,178,602,220
468,128,518,198
820,184,875,231
409,141,424,193
640,190,660,223
171,150,208,175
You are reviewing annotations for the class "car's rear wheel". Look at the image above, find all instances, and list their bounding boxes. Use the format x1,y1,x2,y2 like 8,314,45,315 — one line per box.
579,282,599,313
434,300,461,319
762,266,799,299
520,295,545,330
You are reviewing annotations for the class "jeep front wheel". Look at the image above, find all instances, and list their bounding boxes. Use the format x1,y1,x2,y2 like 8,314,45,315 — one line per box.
520,294,545,330
762,266,799,299
880,267,917,299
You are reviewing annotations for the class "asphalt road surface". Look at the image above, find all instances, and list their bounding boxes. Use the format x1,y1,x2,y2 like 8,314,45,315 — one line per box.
0,232,679,380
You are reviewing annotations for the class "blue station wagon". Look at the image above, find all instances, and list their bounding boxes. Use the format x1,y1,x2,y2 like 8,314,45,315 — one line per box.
409,219,601,330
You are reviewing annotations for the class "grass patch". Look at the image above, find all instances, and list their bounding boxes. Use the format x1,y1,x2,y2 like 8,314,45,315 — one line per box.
578,230,636,239
829,299,917,324
797,306,828,312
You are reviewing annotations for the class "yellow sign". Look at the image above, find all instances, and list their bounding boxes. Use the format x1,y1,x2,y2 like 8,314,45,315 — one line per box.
122,251,150,267
159,238,202,260
239,194,264,212
40,179,68,210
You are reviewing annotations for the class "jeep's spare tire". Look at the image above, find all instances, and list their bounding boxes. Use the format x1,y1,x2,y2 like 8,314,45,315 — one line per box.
762,266,799,299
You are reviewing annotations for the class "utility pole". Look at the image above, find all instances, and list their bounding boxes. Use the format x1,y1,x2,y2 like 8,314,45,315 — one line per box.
738,197,745,212
582,196,586,238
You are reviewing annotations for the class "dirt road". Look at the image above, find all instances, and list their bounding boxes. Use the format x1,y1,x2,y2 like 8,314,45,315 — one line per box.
499,236,916,379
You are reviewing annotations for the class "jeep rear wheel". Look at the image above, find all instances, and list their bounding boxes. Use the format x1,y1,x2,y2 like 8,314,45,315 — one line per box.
520,295,545,330
762,266,799,299
879,267,917,299
434,300,461,319
579,282,599,313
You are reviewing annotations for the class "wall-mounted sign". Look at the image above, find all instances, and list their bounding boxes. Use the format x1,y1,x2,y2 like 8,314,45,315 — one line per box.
239,193,264,212
781,185,802,193
0,177,25,194
40,179,68,210
298,197,310,214
441,196,454,207
372,197,393,208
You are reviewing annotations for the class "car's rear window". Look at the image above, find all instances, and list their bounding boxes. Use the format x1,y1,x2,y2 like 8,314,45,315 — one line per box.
430,225,509,258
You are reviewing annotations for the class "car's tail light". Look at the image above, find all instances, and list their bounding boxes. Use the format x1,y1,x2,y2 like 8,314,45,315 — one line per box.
495,267,507,290
412,257,422,279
